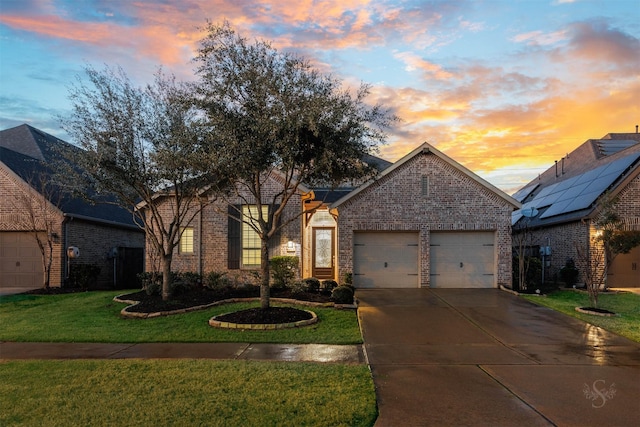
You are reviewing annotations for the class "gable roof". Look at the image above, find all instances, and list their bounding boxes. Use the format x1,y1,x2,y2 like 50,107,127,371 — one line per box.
332,142,521,209
0,124,140,229
512,133,640,228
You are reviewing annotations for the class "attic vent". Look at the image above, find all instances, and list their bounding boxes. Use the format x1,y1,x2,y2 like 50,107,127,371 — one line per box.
421,175,429,197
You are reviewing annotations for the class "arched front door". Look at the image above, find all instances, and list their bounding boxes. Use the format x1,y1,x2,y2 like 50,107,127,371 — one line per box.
312,227,334,279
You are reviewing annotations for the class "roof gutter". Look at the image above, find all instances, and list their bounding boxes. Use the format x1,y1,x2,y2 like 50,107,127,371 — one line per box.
62,213,143,232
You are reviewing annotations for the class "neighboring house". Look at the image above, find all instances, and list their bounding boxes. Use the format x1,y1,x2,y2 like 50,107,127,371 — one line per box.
512,132,640,288
160,142,520,289
0,124,145,291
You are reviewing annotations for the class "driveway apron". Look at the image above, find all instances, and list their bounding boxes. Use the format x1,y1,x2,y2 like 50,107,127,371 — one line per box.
357,288,640,427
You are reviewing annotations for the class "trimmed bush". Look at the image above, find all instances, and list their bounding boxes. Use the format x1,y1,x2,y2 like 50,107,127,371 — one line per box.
320,279,338,294
204,271,230,290
290,280,307,295
270,256,299,289
67,264,101,289
331,285,354,304
301,277,321,293
559,259,579,287
342,272,353,286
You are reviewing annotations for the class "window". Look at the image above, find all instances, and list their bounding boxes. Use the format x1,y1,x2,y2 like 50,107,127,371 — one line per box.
421,175,429,197
241,205,269,268
179,227,194,254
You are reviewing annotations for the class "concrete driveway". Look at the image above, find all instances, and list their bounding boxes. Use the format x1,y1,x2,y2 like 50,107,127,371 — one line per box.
357,288,640,427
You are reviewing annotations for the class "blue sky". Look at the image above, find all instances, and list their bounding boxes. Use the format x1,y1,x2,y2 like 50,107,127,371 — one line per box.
1,0,639,193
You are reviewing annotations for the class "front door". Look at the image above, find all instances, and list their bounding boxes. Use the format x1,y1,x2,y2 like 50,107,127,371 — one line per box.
312,227,334,279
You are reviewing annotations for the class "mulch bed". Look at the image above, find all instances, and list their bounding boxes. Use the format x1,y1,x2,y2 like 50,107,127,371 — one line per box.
118,287,333,314
23,286,339,324
215,307,313,324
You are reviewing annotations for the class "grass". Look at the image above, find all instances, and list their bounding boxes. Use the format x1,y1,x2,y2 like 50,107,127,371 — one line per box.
522,289,640,342
0,291,362,344
0,359,377,427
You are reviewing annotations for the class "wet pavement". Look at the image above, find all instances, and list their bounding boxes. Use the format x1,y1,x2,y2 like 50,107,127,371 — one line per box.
356,288,640,427
0,342,364,364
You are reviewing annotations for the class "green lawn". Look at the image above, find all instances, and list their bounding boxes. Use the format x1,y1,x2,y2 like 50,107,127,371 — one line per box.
522,290,640,342
0,291,362,344
0,359,376,427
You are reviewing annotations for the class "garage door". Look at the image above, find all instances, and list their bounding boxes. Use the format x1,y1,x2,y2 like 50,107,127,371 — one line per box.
430,231,495,288
353,232,419,288
0,232,44,290
608,246,640,288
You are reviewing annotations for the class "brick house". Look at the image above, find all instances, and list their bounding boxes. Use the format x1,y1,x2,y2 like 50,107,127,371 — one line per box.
512,132,640,288
160,142,520,288
0,124,145,291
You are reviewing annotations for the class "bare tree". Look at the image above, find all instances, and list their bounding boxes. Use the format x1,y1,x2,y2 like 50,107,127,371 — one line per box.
61,65,223,301
193,22,397,309
10,173,63,289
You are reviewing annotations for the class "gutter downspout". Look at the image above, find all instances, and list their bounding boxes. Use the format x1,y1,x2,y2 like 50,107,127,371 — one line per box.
199,202,203,278
62,216,72,284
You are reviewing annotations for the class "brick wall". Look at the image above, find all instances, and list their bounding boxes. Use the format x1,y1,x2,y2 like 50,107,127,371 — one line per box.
65,219,145,288
616,173,640,231
1,165,65,286
336,151,515,288
148,173,303,279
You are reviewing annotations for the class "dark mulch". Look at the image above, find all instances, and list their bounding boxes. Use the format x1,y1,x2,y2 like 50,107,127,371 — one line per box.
216,307,312,324
23,286,335,324
579,306,616,315
118,286,332,314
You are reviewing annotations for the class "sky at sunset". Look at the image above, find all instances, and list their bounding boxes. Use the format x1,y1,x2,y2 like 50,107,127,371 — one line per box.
1,0,639,193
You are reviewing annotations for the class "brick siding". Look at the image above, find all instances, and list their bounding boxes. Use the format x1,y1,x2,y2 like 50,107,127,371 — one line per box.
336,151,515,288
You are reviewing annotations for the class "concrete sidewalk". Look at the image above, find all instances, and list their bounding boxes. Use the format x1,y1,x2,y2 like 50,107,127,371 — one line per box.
0,342,364,363
357,288,640,427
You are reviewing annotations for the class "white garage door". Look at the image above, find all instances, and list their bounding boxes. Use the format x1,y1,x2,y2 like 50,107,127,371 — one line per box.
430,231,495,288
353,232,419,288
0,232,44,290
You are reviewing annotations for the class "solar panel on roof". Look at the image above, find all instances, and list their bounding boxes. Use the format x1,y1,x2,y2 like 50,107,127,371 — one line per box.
512,183,539,202
514,151,640,222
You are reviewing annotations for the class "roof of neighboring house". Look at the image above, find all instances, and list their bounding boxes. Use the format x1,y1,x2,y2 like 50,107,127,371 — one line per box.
512,132,640,229
0,124,140,229
331,142,521,209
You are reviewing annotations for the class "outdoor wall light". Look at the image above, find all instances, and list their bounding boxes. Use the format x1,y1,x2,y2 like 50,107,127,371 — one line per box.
286,241,296,252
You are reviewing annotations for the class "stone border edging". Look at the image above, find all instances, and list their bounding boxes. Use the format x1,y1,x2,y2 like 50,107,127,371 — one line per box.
114,294,355,319
575,306,617,317
209,309,318,330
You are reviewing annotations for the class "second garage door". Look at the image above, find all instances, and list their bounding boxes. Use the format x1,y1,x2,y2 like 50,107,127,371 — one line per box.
0,232,44,291
353,232,419,288
430,231,495,288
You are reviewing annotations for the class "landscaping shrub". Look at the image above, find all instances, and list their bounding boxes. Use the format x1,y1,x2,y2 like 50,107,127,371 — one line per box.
290,280,307,295
512,255,542,292
559,259,579,287
270,256,299,289
301,277,321,293
331,285,354,304
320,279,338,294
180,272,202,288
67,264,101,289
342,272,353,286
204,271,230,290
138,272,161,295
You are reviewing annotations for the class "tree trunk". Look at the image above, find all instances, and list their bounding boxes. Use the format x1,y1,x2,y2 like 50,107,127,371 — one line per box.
161,254,173,301
260,239,270,310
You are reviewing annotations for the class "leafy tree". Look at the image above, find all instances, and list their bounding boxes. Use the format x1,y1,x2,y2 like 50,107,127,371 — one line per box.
575,194,640,307
61,65,222,301
193,22,396,309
